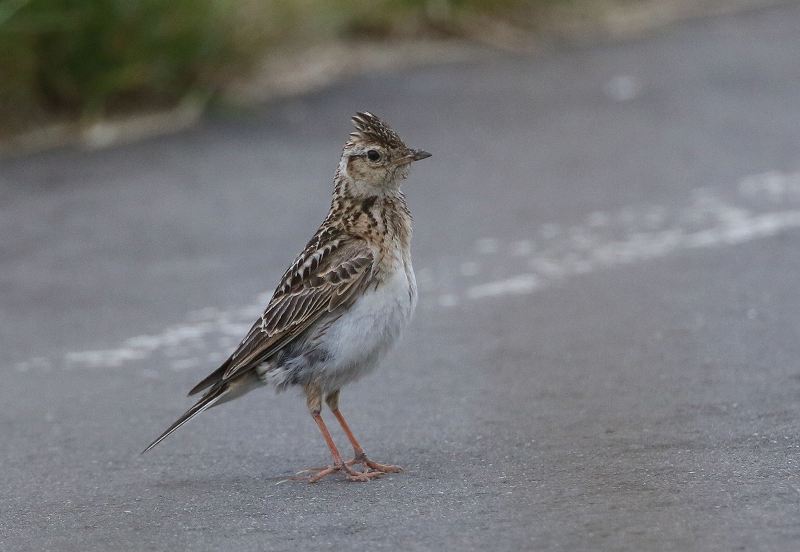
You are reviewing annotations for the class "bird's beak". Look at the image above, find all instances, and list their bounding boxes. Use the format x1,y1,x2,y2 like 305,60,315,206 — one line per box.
411,149,432,161
396,149,432,165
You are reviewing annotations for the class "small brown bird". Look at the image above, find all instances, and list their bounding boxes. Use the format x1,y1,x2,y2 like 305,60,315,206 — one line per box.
144,112,430,482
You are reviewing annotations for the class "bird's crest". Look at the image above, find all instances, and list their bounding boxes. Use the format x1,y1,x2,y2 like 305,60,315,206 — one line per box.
349,112,405,149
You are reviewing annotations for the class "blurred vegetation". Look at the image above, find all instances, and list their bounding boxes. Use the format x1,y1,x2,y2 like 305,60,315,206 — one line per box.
0,0,576,133
0,0,278,130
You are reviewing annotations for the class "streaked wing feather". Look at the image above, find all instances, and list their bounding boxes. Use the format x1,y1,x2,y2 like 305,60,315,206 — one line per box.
219,238,374,382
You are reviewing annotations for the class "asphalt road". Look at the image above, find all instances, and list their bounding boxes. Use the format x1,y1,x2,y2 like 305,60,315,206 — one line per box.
4,4,800,551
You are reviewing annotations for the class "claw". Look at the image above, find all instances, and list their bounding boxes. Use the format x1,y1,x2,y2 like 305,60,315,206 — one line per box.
347,453,403,474
293,462,385,483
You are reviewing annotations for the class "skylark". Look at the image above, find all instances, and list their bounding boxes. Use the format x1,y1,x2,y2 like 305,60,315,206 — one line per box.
144,112,430,482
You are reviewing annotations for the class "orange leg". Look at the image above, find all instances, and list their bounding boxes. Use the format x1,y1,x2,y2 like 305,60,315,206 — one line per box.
304,413,382,482
296,385,382,483
327,390,402,474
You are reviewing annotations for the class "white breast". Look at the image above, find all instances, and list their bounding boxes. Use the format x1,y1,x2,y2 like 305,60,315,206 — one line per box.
319,260,417,391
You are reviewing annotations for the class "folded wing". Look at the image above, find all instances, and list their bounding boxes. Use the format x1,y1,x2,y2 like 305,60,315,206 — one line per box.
189,236,375,396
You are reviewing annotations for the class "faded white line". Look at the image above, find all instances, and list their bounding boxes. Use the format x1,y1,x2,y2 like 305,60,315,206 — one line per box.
739,170,800,202
475,238,499,254
509,240,534,257
15,169,800,373
457,209,800,304
466,274,541,300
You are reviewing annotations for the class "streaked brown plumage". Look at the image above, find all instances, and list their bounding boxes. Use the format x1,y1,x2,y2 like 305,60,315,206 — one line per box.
144,112,430,482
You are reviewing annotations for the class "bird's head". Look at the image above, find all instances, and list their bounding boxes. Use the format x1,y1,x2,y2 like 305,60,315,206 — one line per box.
338,112,430,194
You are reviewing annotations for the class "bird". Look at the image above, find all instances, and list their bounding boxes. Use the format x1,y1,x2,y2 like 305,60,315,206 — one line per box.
143,112,431,482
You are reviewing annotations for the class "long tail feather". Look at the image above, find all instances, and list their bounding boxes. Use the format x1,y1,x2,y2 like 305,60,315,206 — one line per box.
188,366,226,396
142,385,228,454
188,357,232,396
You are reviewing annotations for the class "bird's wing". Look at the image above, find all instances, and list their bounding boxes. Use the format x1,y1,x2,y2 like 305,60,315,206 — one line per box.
217,236,375,384
148,235,375,451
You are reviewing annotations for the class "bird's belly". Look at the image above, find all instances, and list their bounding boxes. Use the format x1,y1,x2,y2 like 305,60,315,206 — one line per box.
320,267,416,390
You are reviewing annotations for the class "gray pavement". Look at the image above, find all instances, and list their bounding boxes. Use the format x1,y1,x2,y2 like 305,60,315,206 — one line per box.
4,4,800,551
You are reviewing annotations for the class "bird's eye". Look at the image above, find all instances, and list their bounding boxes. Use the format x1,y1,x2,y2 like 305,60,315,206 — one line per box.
366,149,381,162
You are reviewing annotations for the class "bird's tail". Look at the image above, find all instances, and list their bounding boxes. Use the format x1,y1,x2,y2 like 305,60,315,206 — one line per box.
142,371,261,454
187,356,232,396
142,385,229,454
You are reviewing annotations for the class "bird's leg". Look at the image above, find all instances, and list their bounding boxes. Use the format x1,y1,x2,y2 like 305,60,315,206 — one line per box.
297,384,382,483
325,390,403,474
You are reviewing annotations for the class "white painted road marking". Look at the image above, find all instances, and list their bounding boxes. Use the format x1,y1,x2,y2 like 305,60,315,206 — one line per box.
15,169,800,374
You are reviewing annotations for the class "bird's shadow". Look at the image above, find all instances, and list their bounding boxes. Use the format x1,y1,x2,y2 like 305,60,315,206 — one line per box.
147,465,377,491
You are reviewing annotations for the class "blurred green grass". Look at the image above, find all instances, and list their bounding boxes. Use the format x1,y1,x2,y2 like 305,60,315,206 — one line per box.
1,0,273,130
0,0,571,133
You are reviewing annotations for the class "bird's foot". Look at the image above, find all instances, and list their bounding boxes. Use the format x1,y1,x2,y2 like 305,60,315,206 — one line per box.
346,453,403,474
293,461,384,483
